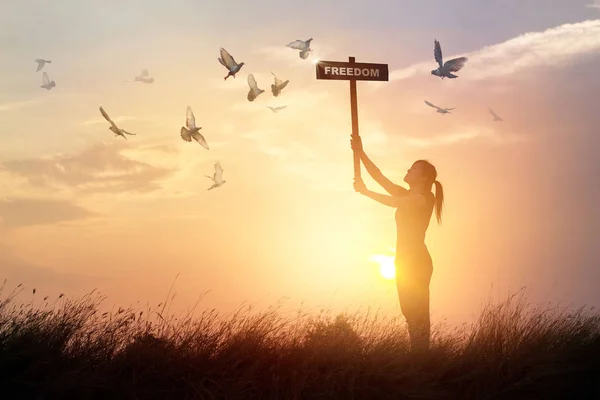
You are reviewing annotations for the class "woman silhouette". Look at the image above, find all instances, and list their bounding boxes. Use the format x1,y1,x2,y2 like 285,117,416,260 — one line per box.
350,135,444,352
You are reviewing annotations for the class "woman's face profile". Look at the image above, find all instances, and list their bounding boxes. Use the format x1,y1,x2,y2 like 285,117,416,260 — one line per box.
403,162,427,185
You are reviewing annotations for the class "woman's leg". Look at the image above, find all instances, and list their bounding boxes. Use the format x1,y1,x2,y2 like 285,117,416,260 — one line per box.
396,252,433,352
407,280,431,352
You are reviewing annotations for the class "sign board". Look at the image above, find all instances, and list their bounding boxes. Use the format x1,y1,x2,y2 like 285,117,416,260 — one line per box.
316,57,389,183
316,61,389,81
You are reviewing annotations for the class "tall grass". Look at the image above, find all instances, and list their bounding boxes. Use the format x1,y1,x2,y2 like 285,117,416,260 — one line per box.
1,281,599,399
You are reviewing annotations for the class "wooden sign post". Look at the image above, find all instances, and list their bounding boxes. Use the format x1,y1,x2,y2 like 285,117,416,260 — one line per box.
316,58,389,183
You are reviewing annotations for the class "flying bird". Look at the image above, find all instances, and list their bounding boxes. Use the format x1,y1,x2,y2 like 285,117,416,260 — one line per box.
247,74,265,102
286,38,313,59
431,39,468,79
40,72,55,90
35,59,51,72
98,106,137,139
180,106,209,150
218,48,245,80
488,107,503,122
424,100,454,115
206,161,226,190
270,72,289,97
267,105,287,113
126,69,154,83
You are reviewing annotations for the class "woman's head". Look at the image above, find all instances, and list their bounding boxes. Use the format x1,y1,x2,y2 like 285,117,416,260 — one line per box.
403,160,444,224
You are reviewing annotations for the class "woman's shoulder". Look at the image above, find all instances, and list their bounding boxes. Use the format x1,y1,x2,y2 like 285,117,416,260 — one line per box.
415,191,435,211
399,191,431,211
407,190,435,202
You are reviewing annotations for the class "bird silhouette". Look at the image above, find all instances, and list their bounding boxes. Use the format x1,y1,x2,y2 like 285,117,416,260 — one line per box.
206,161,226,190
287,38,313,59
35,59,51,72
218,48,245,80
40,72,55,90
98,106,137,139
125,69,154,83
180,106,209,149
431,39,468,79
247,74,265,102
488,107,503,121
270,72,289,97
267,105,287,113
424,100,454,115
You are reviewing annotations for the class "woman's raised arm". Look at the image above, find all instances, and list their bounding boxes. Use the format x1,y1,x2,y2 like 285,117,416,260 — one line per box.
350,135,408,197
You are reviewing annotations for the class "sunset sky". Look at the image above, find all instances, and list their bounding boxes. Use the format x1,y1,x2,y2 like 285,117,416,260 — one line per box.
1,0,599,325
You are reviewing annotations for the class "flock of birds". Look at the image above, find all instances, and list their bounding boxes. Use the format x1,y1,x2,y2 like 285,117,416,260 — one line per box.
35,59,55,90
31,38,503,190
31,38,314,191
425,39,502,121
425,40,503,121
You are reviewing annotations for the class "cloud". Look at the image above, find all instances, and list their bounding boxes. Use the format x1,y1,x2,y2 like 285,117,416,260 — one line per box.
226,85,337,165
207,76,249,92
585,2,600,9
238,127,290,158
0,198,96,229
385,20,600,84
253,45,304,64
140,143,179,154
0,99,38,112
397,125,526,148
83,115,137,125
0,142,175,194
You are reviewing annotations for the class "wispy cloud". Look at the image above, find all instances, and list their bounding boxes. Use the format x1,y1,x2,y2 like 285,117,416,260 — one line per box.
115,140,231,199
0,197,96,229
403,129,490,148
207,76,250,92
239,127,288,157
386,20,600,83
83,116,137,125
585,1,600,9
139,143,179,154
0,142,175,195
397,125,528,149
256,143,289,160
0,99,38,112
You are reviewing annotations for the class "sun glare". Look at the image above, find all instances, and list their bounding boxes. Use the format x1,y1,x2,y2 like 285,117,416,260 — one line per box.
370,254,396,280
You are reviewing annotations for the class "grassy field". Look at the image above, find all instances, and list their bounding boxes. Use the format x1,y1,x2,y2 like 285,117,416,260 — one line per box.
1,281,599,399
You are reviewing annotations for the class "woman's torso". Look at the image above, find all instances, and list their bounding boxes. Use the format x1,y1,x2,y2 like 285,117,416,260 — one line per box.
394,191,435,267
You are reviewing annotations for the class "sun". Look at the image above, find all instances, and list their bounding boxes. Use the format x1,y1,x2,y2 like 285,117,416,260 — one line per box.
369,254,396,280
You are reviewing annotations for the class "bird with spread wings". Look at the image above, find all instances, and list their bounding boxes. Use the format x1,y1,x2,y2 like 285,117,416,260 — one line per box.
206,161,226,190
431,39,468,79
218,48,245,80
424,100,454,115
99,106,137,139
